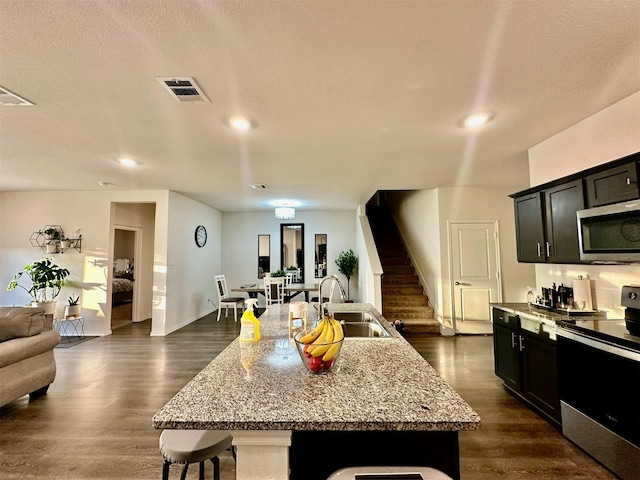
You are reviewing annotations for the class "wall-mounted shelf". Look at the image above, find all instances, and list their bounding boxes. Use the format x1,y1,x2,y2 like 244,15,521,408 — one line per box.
30,225,82,254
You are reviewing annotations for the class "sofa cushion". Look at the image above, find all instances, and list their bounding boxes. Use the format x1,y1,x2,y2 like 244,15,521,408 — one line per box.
0,307,46,342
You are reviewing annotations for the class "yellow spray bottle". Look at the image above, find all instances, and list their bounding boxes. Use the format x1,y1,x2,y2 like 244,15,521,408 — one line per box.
239,298,260,342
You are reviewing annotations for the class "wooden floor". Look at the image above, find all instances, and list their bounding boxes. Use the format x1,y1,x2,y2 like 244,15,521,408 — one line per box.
0,313,618,479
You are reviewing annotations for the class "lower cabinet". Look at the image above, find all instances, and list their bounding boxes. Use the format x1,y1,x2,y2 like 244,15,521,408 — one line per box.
492,307,561,424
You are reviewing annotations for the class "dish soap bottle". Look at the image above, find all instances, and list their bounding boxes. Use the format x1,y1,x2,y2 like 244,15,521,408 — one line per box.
239,299,260,342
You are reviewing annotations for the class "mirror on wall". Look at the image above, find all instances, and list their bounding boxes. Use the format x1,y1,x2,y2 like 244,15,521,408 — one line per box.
315,234,327,278
258,234,270,279
281,223,304,281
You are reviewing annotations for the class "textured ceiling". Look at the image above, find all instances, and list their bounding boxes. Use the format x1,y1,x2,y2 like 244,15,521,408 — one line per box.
1,0,639,212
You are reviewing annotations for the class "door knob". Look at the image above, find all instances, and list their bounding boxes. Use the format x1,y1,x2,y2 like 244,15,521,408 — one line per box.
454,281,470,286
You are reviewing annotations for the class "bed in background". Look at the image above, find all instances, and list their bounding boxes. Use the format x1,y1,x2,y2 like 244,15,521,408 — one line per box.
112,258,134,305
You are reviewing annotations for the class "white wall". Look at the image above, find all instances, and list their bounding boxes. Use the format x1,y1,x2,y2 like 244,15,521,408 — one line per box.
528,90,640,317
356,206,383,310
162,191,222,335
0,190,169,336
221,211,357,306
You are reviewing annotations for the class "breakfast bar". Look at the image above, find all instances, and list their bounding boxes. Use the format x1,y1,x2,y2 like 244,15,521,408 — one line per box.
153,304,480,479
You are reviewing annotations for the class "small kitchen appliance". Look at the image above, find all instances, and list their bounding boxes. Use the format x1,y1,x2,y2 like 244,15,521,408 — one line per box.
622,284,640,336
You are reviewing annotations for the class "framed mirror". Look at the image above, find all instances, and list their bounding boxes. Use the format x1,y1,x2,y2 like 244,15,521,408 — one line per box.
315,234,327,278
258,234,270,279
280,223,304,282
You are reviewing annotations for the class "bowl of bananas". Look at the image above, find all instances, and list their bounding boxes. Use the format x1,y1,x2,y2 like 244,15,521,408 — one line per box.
294,315,344,373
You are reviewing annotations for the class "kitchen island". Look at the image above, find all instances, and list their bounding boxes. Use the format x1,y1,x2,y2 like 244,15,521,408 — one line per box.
153,304,480,480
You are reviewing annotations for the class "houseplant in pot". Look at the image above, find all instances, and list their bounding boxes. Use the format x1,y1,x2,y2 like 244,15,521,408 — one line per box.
43,227,62,254
335,249,358,302
6,257,70,315
65,295,80,319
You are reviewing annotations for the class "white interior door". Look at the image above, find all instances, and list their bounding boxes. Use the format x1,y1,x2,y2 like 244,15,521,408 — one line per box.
450,222,501,333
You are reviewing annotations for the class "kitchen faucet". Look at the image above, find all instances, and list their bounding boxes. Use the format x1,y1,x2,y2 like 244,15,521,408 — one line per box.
318,275,347,318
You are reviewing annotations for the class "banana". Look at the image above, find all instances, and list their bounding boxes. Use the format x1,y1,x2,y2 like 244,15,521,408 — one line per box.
310,319,335,357
301,317,330,355
297,318,326,344
322,320,344,362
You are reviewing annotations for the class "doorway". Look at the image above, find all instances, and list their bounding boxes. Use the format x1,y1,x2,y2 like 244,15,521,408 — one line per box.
449,221,502,334
112,226,141,330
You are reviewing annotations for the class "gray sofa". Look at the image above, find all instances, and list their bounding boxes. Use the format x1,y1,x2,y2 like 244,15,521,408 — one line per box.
0,306,60,407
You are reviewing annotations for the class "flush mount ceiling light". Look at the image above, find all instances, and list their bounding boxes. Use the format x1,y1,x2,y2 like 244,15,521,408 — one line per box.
225,115,256,131
460,111,494,128
118,157,137,167
249,184,268,189
275,207,295,220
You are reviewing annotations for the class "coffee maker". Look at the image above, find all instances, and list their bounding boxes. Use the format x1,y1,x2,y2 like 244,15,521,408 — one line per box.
621,285,640,336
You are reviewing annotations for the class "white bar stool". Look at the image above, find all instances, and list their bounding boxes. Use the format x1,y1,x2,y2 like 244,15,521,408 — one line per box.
159,430,233,480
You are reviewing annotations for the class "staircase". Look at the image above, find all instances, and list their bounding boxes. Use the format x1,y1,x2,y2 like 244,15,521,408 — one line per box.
368,205,440,334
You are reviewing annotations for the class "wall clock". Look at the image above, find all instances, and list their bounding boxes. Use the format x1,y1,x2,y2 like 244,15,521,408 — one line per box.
195,225,207,247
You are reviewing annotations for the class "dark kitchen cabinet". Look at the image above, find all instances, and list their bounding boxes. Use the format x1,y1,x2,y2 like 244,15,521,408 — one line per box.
492,307,561,424
521,330,560,421
513,180,585,264
514,193,545,262
585,161,639,208
492,310,521,391
543,180,585,264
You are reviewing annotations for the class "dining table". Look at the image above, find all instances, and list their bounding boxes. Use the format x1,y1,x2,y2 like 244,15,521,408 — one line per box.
232,283,319,303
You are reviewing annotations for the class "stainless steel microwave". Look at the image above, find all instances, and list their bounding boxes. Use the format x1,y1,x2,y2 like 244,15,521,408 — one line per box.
577,199,640,263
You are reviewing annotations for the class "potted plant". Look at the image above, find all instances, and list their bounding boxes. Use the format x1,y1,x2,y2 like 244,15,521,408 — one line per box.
6,257,70,315
65,295,80,319
43,227,62,253
60,237,71,250
335,249,358,302
270,269,286,277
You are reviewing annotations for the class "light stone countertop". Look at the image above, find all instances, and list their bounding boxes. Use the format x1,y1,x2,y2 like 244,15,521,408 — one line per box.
153,303,480,432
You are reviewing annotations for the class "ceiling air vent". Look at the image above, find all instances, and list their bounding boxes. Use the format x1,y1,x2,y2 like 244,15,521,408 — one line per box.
157,77,210,103
0,86,34,106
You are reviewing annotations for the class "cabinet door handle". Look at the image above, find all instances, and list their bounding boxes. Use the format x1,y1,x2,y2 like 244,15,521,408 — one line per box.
546,242,552,258
519,335,525,351
511,332,517,349
536,242,543,257
627,177,631,185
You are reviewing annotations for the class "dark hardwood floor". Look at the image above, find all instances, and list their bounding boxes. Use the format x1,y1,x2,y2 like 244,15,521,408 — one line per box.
0,314,617,479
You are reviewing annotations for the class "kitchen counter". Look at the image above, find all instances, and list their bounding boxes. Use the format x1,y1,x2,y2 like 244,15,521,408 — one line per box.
153,303,480,479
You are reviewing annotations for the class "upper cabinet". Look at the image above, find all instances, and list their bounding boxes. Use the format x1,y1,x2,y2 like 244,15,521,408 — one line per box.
511,151,639,265
544,180,584,264
514,180,585,264
585,161,639,208
514,193,545,262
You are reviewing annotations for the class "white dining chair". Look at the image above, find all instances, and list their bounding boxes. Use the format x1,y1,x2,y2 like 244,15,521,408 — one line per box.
264,277,286,305
214,274,245,322
285,272,296,302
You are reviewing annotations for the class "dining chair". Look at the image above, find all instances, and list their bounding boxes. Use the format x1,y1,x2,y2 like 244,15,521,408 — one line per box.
214,274,245,322
285,272,297,302
264,276,286,305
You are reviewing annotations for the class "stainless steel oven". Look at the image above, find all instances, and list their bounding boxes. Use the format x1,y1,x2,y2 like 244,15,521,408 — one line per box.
577,199,640,263
557,321,640,480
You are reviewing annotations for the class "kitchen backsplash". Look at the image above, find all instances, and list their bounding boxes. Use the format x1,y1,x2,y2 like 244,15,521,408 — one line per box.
534,263,640,318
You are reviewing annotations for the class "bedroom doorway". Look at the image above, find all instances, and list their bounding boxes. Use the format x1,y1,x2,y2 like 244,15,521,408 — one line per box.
112,226,142,330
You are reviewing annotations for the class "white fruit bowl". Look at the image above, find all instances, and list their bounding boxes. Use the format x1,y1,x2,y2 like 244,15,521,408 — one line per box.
294,330,344,374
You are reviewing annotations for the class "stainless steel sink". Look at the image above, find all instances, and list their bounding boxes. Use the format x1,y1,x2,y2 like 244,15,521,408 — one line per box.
342,322,389,338
329,310,391,338
332,311,374,323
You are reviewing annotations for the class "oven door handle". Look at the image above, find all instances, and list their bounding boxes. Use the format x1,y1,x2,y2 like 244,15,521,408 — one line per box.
557,328,640,362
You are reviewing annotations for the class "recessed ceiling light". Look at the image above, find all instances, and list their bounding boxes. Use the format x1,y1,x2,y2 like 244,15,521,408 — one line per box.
98,181,114,187
249,184,268,189
460,112,494,128
226,115,256,131
118,157,137,167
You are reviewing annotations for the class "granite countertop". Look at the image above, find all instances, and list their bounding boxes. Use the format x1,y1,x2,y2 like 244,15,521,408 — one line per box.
153,303,480,432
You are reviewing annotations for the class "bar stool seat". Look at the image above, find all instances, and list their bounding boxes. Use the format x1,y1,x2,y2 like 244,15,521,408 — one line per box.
159,429,232,480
